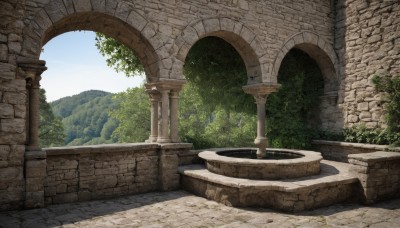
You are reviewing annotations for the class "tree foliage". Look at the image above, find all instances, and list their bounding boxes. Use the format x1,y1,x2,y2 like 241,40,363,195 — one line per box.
372,75,400,134
95,34,325,149
109,87,151,143
39,89,65,147
50,90,120,146
266,49,324,149
184,37,255,113
95,33,144,77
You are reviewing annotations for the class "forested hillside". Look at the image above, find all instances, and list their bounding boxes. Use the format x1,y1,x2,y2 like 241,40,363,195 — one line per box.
50,90,120,146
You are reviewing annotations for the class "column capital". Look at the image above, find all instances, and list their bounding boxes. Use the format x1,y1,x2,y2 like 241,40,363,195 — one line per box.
145,84,161,102
17,58,47,79
154,79,186,91
242,83,281,96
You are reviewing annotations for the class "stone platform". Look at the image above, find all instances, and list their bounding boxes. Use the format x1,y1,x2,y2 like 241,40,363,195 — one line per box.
179,160,360,212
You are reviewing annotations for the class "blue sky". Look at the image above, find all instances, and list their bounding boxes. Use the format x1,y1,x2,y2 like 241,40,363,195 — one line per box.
40,31,144,102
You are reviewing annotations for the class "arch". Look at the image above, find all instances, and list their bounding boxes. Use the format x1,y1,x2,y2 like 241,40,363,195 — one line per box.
21,0,165,82
171,17,267,84
272,31,340,93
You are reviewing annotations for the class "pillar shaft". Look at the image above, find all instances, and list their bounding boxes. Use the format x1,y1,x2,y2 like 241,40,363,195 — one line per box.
170,90,180,143
254,95,268,158
158,89,171,143
146,87,161,143
255,95,267,139
27,76,41,151
242,83,280,159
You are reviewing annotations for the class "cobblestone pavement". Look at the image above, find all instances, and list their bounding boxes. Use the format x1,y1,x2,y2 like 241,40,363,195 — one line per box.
0,191,399,228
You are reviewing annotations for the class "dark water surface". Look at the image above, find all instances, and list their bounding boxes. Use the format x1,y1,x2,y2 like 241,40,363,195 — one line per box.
218,150,303,160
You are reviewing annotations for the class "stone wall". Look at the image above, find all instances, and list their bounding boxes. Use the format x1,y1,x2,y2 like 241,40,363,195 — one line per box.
336,0,400,129
43,143,190,206
349,151,400,204
312,140,400,162
0,0,27,211
0,0,338,211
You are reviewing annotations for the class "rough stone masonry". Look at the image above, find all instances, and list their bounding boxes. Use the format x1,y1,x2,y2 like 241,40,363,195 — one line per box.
0,0,399,211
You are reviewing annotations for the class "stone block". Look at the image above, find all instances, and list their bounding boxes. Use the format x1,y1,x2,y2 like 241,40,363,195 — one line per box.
238,0,249,10
0,103,14,118
2,92,26,105
127,10,147,31
0,63,16,80
73,0,92,12
114,2,131,20
25,159,46,178
13,104,25,118
92,0,106,13
0,167,22,181
26,178,44,192
203,18,220,33
0,44,7,62
25,191,44,208
0,145,10,161
53,192,78,204
45,0,68,23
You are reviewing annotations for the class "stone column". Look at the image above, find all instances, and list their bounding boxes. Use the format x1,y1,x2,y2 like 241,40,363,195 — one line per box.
158,88,171,143
155,80,186,144
18,58,47,209
243,83,280,158
170,89,181,143
254,94,268,158
145,85,161,143
18,59,47,152
27,75,41,151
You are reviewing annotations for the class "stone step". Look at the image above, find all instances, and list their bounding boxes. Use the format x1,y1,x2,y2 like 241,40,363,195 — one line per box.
178,160,360,212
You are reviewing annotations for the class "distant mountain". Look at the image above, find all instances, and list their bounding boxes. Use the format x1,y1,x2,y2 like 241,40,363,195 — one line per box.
50,90,120,146
51,90,111,118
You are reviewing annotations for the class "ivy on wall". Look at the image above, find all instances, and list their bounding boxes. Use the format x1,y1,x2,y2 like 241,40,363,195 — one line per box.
318,75,400,146
266,49,324,149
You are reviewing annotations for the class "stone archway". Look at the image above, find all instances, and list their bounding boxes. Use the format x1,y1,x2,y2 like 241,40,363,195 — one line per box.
171,17,269,84
272,31,343,132
272,31,340,94
171,17,281,157
21,0,164,82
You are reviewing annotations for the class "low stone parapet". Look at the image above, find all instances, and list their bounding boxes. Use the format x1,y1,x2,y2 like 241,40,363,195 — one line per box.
43,143,191,206
349,151,400,204
312,140,400,162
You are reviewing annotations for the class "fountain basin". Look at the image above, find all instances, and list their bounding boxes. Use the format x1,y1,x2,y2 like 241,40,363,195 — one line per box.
199,148,323,180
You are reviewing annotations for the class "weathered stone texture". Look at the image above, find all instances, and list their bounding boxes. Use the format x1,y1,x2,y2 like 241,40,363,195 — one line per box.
336,0,400,128
43,143,190,206
312,140,400,162
1,0,399,212
349,152,400,204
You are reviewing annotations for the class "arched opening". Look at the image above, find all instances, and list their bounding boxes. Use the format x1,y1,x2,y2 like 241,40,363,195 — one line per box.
173,18,267,84
267,49,324,149
22,11,157,149
179,36,257,149
39,31,146,147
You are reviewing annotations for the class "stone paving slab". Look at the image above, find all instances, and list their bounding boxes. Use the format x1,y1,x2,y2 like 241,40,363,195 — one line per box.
0,191,399,228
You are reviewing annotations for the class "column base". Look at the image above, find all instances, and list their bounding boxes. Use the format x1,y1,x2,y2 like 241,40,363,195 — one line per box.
157,137,172,143
146,136,158,143
254,137,267,158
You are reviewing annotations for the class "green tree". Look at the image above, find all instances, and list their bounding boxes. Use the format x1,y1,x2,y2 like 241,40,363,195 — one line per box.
95,35,324,149
95,33,144,77
110,87,151,142
39,89,65,147
51,90,120,146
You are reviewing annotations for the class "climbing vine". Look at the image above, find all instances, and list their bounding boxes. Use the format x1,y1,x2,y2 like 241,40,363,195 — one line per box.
266,49,324,149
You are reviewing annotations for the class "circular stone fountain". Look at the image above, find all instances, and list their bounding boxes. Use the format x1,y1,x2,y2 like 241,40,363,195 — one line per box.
199,148,323,180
